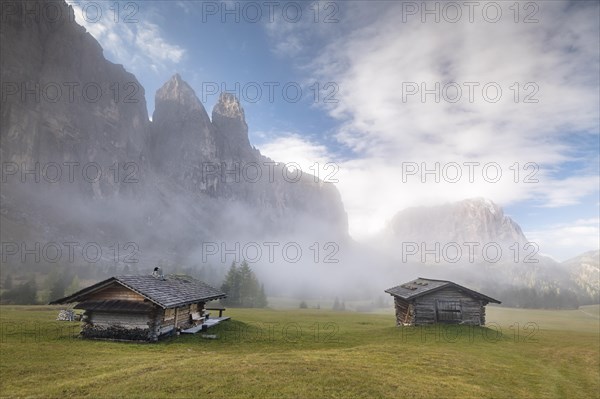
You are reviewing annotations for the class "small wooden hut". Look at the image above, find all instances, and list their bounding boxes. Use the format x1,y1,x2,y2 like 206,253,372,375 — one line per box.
385,277,501,326
50,272,226,341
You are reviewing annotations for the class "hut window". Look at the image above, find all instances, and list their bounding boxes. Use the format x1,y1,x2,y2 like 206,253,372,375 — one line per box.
436,300,462,322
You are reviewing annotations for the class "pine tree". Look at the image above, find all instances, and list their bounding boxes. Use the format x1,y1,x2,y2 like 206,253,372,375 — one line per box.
220,261,267,308
238,261,255,307
332,297,340,311
20,277,38,304
220,262,241,306
256,283,268,308
47,269,69,302
2,277,37,304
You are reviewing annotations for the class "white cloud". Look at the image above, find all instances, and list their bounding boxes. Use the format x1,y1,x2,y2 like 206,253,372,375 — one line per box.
527,218,600,261
67,1,185,74
531,175,600,208
258,133,335,181
135,22,185,64
262,0,600,243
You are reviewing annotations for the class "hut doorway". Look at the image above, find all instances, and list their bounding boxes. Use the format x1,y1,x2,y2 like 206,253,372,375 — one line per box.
436,300,462,323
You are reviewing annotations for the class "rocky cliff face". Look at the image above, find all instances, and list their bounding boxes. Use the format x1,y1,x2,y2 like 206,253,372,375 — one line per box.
562,250,600,303
388,198,527,246
149,74,217,191
149,74,348,233
0,0,348,271
212,92,254,162
0,1,149,198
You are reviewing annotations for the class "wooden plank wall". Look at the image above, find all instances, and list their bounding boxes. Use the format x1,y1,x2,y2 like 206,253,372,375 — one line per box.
175,305,192,329
158,307,176,336
480,304,487,325
393,297,414,326
412,286,484,325
80,301,211,341
87,282,146,302
149,308,163,341
156,303,205,337
88,312,151,329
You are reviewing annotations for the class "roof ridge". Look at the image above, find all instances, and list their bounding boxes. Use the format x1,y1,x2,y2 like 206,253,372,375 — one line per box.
49,274,226,307
385,278,501,304
416,277,451,283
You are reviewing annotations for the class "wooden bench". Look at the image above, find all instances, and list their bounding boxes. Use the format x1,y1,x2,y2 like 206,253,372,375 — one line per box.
205,305,226,318
190,312,204,324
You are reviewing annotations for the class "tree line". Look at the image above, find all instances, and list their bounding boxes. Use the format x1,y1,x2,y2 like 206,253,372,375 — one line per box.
220,261,268,308
1,270,80,305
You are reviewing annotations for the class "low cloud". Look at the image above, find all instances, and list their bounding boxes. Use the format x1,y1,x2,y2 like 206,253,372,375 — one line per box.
261,0,600,250
258,132,334,180
527,218,600,261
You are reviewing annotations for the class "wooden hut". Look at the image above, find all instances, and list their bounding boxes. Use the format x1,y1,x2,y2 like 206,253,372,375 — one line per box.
385,277,501,326
50,272,227,341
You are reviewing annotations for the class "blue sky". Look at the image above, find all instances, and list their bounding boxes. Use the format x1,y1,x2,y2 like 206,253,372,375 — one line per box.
68,0,599,260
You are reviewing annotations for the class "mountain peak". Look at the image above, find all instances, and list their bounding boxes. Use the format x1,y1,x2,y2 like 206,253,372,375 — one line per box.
213,92,245,121
211,92,250,158
150,74,215,171
460,197,500,215
388,198,527,246
155,74,205,115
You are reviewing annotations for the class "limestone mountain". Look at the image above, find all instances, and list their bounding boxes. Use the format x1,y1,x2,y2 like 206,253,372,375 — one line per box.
148,73,347,233
212,92,254,162
562,250,600,304
387,198,527,246
0,0,149,198
380,198,596,307
0,0,348,274
149,73,217,180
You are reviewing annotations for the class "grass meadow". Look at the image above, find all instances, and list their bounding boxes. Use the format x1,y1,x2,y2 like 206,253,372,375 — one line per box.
0,304,598,398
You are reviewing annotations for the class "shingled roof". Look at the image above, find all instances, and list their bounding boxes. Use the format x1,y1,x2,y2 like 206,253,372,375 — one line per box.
385,277,501,304
50,274,226,309
74,299,155,313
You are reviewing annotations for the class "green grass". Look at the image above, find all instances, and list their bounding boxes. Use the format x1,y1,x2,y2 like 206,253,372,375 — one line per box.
0,305,598,398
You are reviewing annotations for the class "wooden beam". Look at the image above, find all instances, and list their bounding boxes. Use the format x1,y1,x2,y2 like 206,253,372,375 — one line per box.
173,307,179,334
403,307,411,324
